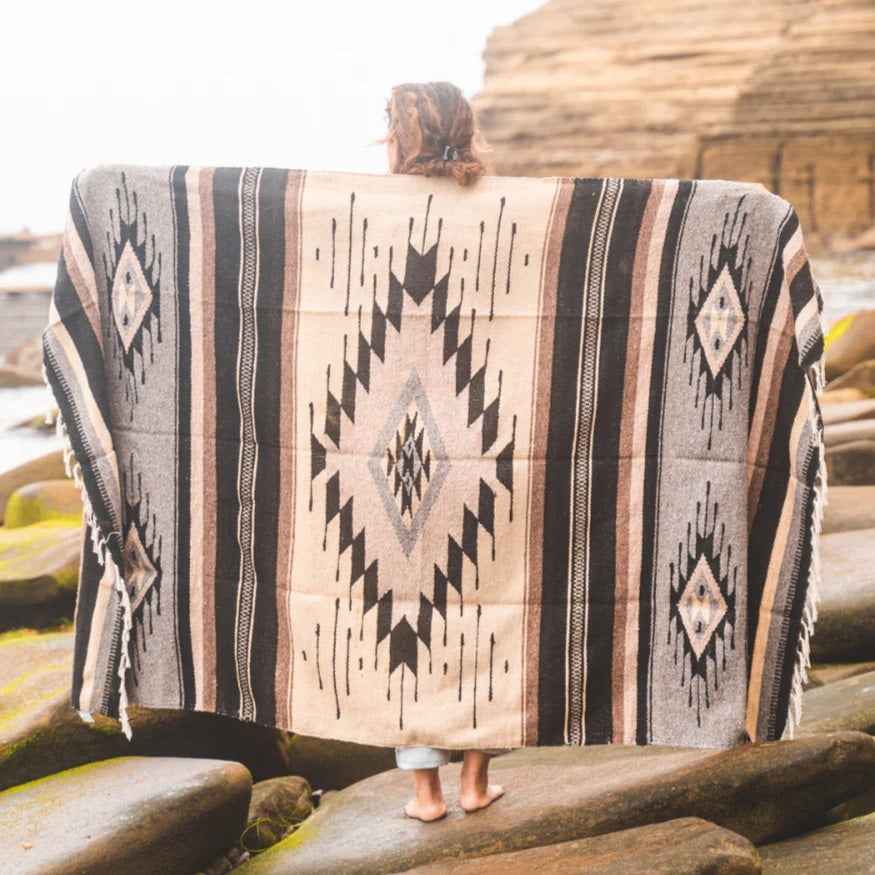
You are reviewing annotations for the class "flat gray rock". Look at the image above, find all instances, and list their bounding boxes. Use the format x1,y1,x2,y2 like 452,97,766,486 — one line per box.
805,661,875,689
811,529,875,662
245,732,875,875
821,398,875,426
821,486,875,534
798,669,875,736
825,418,875,448
826,439,875,486
0,756,251,875
758,811,875,874
406,817,760,873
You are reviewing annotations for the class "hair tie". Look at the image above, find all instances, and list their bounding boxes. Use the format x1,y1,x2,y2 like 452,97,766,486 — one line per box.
442,144,459,161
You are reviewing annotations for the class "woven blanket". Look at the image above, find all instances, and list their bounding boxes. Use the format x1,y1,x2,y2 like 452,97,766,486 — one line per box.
42,165,826,749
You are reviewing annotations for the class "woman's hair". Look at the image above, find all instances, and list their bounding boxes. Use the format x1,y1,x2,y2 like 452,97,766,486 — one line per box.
378,82,491,186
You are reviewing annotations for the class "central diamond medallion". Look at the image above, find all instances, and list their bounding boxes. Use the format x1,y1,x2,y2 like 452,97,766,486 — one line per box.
369,369,450,555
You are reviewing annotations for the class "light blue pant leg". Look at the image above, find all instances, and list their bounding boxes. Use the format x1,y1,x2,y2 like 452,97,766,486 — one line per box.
395,746,450,769
395,746,512,769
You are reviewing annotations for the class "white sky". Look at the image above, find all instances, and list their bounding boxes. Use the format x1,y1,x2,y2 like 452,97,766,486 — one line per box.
1,0,541,236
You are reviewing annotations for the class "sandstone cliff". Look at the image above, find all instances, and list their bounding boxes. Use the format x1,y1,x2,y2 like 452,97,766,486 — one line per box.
474,0,875,239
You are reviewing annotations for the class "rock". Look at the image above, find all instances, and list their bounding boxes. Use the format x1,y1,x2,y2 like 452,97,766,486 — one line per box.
820,398,875,426
758,811,875,873
0,365,43,388
825,359,875,396
244,732,875,874
826,440,875,485
474,2,875,238
818,388,867,405
0,521,81,631
825,418,875,448
805,662,875,689
283,734,399,790
0,451,67,525
824,310,875,382
812,529,875,662
0,627,299,792
798,670,875,737
406,817,760,874
240,776,314,854
821,486,875,534
0,756,251,875
2,337,43,374
4,480,82,529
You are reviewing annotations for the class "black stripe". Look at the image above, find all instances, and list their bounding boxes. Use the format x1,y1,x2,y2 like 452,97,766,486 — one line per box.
213,167,244,717
171,166,197,709
249,167,288,723
538,179,600,745
585,179,652,743
637,180,694,744
70,175,94,264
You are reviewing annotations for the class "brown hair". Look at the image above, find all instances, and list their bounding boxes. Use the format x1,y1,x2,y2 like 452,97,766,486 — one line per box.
378,82,491,186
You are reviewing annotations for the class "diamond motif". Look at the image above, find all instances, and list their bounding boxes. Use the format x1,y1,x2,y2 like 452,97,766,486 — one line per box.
678,555,728,660
123,524,159,613
694,263,745,378
368,369,450,556
112,239,154,355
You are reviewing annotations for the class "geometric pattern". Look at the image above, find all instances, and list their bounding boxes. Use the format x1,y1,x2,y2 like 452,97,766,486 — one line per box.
102,171,163,413
369,369,450,555
684,199,750,450
121,453,163,676
668,479,737,726
309,195,516,724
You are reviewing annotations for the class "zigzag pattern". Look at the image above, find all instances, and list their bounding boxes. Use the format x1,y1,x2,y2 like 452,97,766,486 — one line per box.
310,215,516,679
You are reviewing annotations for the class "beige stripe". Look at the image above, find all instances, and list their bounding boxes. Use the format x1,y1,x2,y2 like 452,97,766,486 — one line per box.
745,385,811,740
79,561,115,710
523,177,571,745
276,170,305,729
795,294,818,339
612,179,667,742
49,302,119,489
185,167,205,708
623,179,679,743
199,168,218,712
63,219,102,347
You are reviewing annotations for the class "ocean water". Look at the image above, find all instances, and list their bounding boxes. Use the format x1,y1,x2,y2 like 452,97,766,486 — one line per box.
0,253,872,477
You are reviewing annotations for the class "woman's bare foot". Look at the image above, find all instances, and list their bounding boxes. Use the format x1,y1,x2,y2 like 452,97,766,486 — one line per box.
403,767,448,822
459,750,506,813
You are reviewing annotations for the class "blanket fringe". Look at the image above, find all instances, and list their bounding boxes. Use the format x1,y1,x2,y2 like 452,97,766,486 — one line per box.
42,359,133,740
783,358,827,740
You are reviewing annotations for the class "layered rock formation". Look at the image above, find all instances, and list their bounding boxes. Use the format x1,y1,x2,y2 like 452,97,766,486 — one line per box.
474,0,875,238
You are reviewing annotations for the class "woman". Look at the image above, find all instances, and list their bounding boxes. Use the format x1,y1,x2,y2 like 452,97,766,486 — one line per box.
378,81,509,823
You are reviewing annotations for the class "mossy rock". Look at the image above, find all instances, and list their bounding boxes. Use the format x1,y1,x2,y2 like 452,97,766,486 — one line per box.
4,480,82,529
0,451,67,525
0,520,80,631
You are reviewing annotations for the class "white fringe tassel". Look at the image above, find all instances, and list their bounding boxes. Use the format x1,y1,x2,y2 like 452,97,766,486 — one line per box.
783,356,828,740
43,357,133,740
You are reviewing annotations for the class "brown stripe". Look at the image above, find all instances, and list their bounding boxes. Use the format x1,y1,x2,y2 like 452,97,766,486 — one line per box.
275,170,305,728
612,179,663,742
748,296,794,530
199,167,218,712
523,178,572,745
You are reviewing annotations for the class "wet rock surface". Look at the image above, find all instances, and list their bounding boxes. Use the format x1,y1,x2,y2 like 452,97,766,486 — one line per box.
404,817,761,874
0,756,251,875
244,733,875,874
